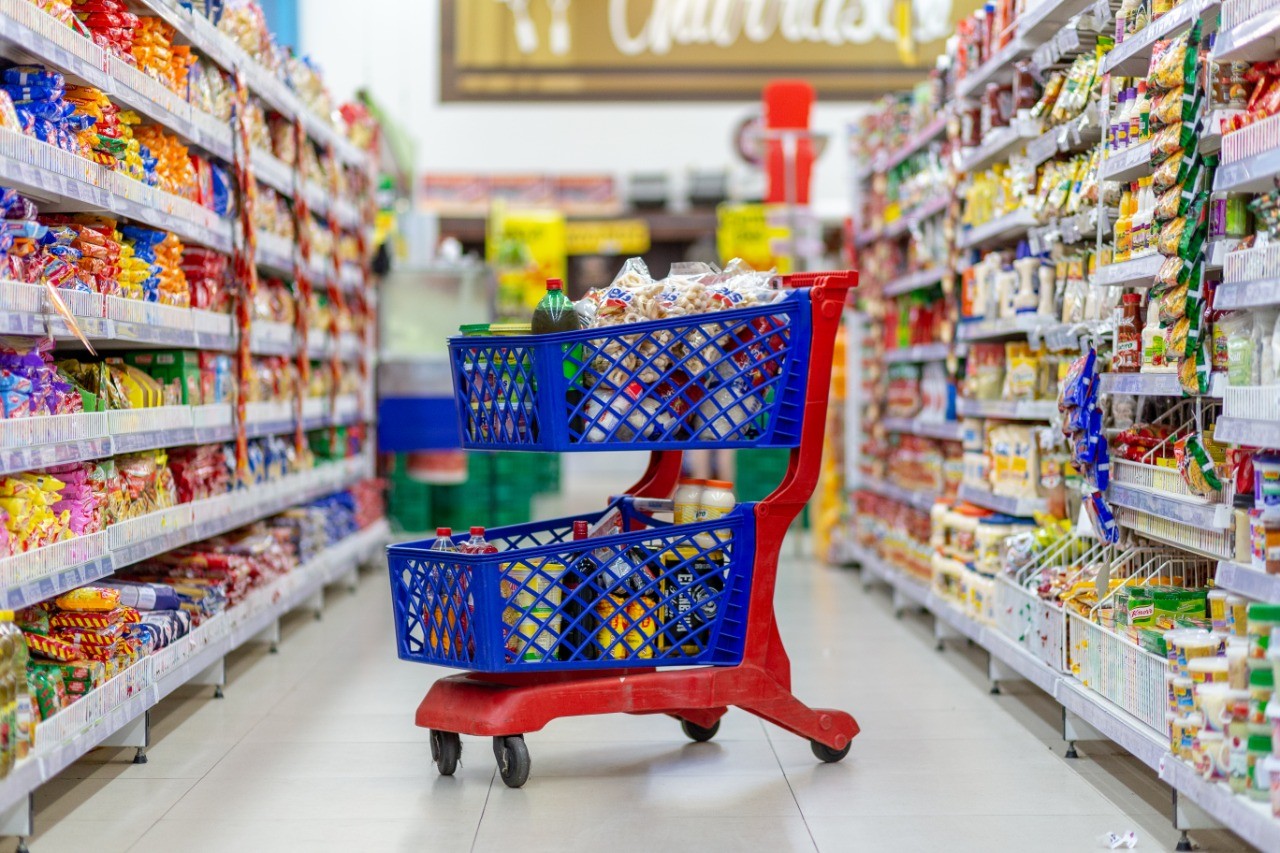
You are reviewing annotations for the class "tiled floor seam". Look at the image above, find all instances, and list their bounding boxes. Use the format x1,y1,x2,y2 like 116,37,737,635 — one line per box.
763,722,821,852
469,769,497,853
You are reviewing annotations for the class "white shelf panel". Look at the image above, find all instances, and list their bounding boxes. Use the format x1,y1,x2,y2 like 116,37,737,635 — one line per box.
861,477,942,513
1025,106,1103,168
1055,679,1169,770
881,195,951,241
1017,0,1099,40
957,208,1039,250
957,315,1054,343
957,483,1046,516
249,320,298,356
873,114,949,174
1092,253,1163,288
1108,483,1234,529
1099,371,1225,398
1103,0,1220,75
884,267,947,298
883,342,952,363
1215,416,1280,448
954,397,1057,421
1215,561,1280,602
955,35,1035,100
256,232,296,277
0,0,111,89
108,406,196,454
1100,140,1153,182
957,119,1041,174
1213,8,1280,61
880,417,965,442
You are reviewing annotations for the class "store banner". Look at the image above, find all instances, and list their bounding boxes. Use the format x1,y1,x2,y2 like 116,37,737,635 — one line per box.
565,219,651,255
717,202,795,273
442,0,984,101
486,204,569,319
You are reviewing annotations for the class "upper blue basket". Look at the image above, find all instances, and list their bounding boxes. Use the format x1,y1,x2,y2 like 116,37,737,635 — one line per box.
449,288,813,451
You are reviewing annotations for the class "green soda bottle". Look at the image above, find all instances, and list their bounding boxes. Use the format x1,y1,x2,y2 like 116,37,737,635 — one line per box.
530,278,581,334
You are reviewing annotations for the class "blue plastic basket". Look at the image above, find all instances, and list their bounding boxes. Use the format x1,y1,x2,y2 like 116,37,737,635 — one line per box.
449,289,812,451
387,498,756,673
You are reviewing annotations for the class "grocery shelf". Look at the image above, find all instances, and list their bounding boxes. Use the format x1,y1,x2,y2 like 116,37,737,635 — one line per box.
1055,679,1169,770
875,114,949,174
956,119,1041,174
249,320,298,356
883,342,952,363
1017,0,1099,40
1215,144,1280,195
954,397,1057,421
0,129,233,254
1028,208,1109,254
1092,253,1163,288
1025,106,1103,168
1214,560,1280,602
955,35,1036,100
1213,8,1280,62
1108,483,1234,529
1199,111,1240,155
881,195,951,241
1215,416,1280,448
1099,141,1153,182
1098,371,1225,397
104,54,233,162
982,625,1062,696
883,267,947,298
956,208,1039,250
1159,759,1280,852
860,476,942,513
0,519,388,818
880,417,965,442
957,314,1054,343
956,483,1046,516
0,0,111,90
1205,238,1237,271
1102,0,1220,76
1216,278,1280,310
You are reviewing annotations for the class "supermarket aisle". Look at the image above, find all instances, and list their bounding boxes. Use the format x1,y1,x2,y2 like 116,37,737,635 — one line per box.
16,535,1253,853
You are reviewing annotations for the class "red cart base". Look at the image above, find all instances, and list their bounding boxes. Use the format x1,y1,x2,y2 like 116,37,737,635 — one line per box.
415,642,860,786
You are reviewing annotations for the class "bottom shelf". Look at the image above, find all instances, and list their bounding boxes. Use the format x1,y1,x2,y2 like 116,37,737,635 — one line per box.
0,519,389,817
847,544,1280,848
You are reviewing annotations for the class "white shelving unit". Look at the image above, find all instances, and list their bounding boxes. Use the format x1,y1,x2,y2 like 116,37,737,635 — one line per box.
0,0,384,840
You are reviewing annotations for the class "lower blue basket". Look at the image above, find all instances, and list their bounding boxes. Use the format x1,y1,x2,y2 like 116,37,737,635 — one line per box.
387,498,755,673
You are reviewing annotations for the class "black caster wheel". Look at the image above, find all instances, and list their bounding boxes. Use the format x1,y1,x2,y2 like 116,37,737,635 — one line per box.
430,730,461,777
493,735,530,788
811,739,851,763
1175,831,1192,852
680,719,720,743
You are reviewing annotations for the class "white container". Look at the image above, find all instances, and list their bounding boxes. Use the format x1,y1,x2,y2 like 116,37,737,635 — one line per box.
673,478,705,526
696,480,736,547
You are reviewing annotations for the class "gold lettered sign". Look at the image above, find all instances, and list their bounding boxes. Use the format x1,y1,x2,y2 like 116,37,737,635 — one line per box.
442,0,983,101
565,219,651,255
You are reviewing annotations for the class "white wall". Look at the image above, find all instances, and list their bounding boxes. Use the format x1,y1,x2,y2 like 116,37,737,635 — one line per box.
298,0,858,216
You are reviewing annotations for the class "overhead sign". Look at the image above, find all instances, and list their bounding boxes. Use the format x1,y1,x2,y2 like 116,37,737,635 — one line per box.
441,0,983,101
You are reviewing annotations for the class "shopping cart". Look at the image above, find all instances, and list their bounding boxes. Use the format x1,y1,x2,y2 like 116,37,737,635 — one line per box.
388,270,859,787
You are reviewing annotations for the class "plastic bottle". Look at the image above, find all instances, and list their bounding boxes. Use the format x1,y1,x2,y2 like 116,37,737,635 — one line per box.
1134,80,1149,143
430,527,457,552
559,520,598,660
1114,293,1144,372
6,614,29,763
674,478,705,525
696,480,737,549
459,526,498,555
531,278,582,335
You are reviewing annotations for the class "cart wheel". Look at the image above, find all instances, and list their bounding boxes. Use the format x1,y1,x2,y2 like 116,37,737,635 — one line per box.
493,735,530,788
810,739,851,763
430,730,461,776
680,718,720,743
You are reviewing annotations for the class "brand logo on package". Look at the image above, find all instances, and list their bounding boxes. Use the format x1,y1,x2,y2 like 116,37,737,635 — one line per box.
442,0,982,101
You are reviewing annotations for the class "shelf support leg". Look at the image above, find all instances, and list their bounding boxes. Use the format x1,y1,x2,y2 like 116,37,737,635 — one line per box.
987,654,1019,695
1061,706,1105,759
933,616,961,652
0,794,32,843
191,656,226,698
253,619,280,653
101,708,149,763
307,589,324,620
1172,788,1220,848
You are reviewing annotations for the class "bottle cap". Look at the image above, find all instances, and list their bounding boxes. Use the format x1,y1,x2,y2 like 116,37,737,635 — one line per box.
678,477,707,486
572,520,589,538
470,526,485,536
546,278,563,291
1122,293,1142,304
436,527,452,537
705,479,734,489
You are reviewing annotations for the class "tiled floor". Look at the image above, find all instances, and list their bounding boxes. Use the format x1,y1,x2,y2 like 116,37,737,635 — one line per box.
9,475,1258,852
